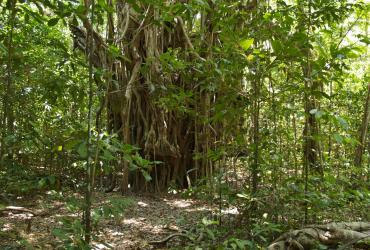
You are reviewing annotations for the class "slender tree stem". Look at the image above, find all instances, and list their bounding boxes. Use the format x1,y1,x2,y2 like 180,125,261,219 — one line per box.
1,0,16,162
85,0,95,244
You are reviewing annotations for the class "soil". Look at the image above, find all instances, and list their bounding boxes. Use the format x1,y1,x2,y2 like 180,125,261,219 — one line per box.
0,191,216,249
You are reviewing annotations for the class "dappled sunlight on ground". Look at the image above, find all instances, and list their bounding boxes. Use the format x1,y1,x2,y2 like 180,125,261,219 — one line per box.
163,198,193,208
0,192,215,249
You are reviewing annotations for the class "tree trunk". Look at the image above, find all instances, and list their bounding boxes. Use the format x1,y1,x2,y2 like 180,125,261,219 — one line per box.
251,78,260,196
299,0,322,224
354,83,370,173
1,0,16,162
70,1,223,192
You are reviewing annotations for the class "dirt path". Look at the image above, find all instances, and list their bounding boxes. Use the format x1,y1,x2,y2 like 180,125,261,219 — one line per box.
0,192,215,249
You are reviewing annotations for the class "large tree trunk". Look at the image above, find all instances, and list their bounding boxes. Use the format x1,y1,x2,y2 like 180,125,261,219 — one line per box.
70,1,221,192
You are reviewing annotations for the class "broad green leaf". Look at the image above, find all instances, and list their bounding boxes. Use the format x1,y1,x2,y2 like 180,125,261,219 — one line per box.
312,90,331,99
48,18,59,26
21,6,45,23
240,38,254,51
315,110,325,118
360,37,370,44
271,40,283,53
0,42,7,54
102,149,115,161
38,178,47,188
336,116,349,130
206,228,215,240
75,5,86,14
48,176,56,185
52,228,70,241
236,240,247,249
247,54,254,61
334,133,343,144
263,13,272,20
77,142,88,158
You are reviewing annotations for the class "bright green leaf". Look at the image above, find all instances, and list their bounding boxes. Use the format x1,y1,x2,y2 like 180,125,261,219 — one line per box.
240,38,254,51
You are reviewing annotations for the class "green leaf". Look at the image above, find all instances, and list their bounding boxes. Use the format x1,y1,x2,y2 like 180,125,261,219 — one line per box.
21,6,45,23
333,133,343,144
77,142,88,158
75,5,86,14
206,228,215,240
272,40,283,54
48,176,56,185
125,0,141,12
240,38,254,51
19,239,34,250
141,170,152,181
312,90,331,99
48,18,59,26
360,37,370,44
52,228,70,241
236,193,249,199
315,110,325,119
0,42,7,54
202,217,219,226
38,178,47,188
336,116,349,130
263,13,272,20
102,149,115,161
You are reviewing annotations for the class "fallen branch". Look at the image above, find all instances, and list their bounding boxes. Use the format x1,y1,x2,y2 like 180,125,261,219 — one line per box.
0,206,36,215
0,204,64,217
1,204,64,233
148,233,193,245
37,204,64,217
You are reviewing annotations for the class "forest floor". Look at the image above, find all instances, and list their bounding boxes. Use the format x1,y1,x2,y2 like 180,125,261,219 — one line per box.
0,191,221,249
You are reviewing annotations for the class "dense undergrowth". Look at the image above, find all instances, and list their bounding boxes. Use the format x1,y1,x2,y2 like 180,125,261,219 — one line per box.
1,163,369,249
1,0,370,249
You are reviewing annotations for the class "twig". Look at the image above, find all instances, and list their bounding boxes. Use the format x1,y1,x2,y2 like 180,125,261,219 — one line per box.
148,233,193,245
